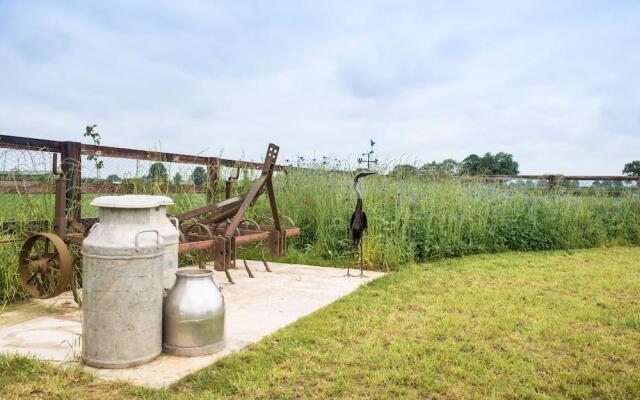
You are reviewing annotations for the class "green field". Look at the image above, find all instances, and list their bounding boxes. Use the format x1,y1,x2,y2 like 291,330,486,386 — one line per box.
1,170,640,303
1,247,639,399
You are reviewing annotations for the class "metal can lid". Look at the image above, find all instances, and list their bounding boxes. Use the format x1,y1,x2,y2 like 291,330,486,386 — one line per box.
91,195,167,209
120,194,175,207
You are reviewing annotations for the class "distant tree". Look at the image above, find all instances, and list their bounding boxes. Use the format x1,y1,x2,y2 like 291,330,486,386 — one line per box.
461,152,518,175
148,162,168,183
192,166,206,187
461,154,482,175
173,172,183,186
493,152,519,175
479,153,497,174
106,174,121,183
419,159,460,175
441,159,460,175
623,160,640,176
418,162,436,175
390,164,418,178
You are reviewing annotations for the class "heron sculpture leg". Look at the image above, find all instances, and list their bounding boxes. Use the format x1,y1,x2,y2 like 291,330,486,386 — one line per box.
359,240,366,277
345,240,366,278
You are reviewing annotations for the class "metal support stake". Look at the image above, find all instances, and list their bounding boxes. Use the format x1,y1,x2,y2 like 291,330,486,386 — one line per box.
61,141,82,225
206,157,219,203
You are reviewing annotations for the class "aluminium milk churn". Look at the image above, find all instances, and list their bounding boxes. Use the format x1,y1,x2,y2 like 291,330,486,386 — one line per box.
82,195,165,368
163,269,225,356
121,195,180,294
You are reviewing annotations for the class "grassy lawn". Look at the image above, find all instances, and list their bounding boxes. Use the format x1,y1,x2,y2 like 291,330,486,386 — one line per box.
1,247,639,399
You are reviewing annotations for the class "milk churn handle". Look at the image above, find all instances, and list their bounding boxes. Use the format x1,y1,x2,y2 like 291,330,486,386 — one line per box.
135,229,161,251
88,223,100,234
168,217,180,229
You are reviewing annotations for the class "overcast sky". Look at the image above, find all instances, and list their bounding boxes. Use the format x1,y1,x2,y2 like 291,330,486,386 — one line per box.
1,1,639,174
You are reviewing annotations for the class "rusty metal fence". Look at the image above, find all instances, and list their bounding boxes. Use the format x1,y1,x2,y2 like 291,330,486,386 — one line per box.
0,134,281,217
0,134,285,239
485,174,640,191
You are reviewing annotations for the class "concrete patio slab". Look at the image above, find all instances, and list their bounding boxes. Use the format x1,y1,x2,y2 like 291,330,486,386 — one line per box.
0,261,384,388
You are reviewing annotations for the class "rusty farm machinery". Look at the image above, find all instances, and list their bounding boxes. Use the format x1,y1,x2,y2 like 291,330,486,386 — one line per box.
0,134,299,303
174,143,299,283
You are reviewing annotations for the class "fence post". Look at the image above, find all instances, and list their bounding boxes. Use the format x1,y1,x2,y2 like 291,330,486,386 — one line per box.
548,175,557,190
206,157,219,203
61,141,82,224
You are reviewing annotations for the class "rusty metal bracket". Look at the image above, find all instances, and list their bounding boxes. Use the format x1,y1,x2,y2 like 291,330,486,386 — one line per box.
213,236,236,284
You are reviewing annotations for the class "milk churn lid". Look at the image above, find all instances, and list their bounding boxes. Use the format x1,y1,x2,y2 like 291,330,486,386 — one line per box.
91,195,163,209
119,195,175,207
154,195,174,206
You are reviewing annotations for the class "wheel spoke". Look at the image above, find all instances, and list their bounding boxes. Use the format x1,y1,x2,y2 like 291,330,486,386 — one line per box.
32,275,48,295
26,273,38,284
43,272,56,293
35,241,45,256
46,252,59,264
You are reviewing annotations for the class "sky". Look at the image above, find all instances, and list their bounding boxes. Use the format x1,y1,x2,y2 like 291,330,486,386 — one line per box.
0,0,639,174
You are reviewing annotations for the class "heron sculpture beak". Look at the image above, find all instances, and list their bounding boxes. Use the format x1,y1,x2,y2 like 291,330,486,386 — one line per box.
354,170,377,181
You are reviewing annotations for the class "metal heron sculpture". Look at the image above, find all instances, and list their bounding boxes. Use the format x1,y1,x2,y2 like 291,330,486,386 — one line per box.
347,170,376,277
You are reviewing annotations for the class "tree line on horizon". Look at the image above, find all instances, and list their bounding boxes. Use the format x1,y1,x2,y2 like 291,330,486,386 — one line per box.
81,163,207,186
75,155,640,187
390,154,640,180
390,152,520,178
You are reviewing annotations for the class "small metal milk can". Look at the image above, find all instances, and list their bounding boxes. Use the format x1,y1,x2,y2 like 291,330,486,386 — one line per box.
163,269,225,356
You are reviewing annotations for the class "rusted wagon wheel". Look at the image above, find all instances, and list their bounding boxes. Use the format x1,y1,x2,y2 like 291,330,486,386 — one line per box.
18,233,72,299
180,221,214,270
184,221,213,242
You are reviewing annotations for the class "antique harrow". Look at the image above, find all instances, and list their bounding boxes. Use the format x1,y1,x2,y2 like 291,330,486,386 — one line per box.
174,143,300,283
0,134,298,303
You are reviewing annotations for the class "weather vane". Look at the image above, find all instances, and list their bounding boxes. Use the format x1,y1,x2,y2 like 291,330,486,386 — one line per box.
357,139,378,170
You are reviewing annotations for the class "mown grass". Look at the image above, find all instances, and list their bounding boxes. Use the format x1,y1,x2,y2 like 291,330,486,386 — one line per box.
1,247,639,399
2,170,640,303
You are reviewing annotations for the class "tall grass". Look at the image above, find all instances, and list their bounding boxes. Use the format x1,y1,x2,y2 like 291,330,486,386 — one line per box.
252,169,640,269
1,168,640,303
